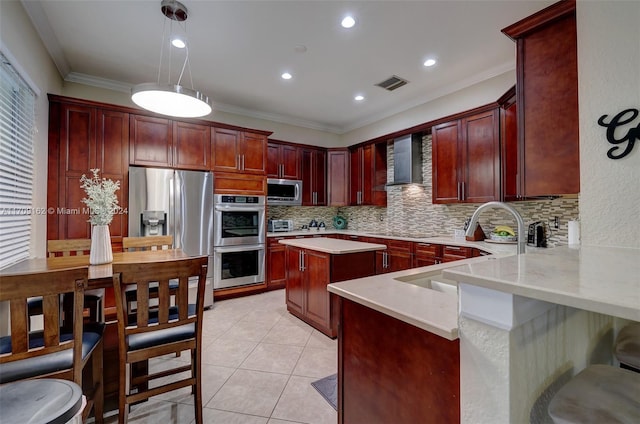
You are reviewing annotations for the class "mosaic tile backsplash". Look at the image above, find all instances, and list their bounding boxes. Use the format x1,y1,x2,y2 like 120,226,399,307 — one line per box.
268,135,579,246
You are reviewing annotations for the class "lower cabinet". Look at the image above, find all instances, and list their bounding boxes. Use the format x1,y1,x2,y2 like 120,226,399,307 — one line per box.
266,236,288,290
371,238,413,274
413,242,443,266
441,245,476,262
285,245,377,338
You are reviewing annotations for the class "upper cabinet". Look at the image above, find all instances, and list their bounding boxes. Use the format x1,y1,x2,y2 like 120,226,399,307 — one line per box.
432,108,500,204
498,86,519,202
212,128,266,175
350,142,387,206
47,98,129,245
267,141,300,179
327,149,350,207
300,147,326,206
502,0,579,197
129,115,210,170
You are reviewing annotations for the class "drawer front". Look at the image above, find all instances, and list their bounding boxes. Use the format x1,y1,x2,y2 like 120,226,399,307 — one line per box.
268,236,290,247
413,242,442,257
386,239,412,253
442,245,474,260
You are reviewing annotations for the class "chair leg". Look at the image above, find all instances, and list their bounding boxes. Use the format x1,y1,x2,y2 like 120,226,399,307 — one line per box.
119,359,129,424
193,348,203,424
92,339,104,424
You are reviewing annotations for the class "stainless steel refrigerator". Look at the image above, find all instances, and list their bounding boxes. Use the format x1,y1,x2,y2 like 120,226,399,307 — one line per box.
128,166,214,308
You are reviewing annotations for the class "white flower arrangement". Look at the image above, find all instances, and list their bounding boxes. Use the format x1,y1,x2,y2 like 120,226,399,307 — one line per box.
80,168,121,226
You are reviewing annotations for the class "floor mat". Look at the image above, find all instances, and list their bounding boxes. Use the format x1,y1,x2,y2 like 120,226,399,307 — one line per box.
311,373,338,410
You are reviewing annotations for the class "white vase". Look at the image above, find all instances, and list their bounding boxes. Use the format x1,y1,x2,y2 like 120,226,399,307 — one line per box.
90,225,113,265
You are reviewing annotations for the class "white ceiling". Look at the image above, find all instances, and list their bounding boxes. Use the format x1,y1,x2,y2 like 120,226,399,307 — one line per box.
22,0,553,134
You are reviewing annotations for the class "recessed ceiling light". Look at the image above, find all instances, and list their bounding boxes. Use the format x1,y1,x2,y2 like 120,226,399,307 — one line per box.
423,58,437,67
171,37,186,49
281,72,292,80
341,15,356,29
354,95,364,101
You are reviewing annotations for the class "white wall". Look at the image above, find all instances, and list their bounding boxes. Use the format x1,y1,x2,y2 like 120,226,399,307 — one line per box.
0,0,63,259
576,0,640,248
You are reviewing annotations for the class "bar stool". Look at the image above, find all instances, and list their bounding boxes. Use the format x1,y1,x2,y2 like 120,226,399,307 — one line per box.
614,322,640,372
548,364,640,423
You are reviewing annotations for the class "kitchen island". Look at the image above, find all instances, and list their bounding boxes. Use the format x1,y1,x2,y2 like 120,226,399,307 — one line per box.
279,237,386,337
441,245,639,423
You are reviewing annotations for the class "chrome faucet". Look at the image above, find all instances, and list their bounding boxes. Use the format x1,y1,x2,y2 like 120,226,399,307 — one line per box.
465,201,526,254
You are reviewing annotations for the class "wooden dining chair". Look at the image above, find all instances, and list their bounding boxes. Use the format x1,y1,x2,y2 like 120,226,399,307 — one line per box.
112,256,207,424
0,266,104,423
122,235,173,252
45,239,103,323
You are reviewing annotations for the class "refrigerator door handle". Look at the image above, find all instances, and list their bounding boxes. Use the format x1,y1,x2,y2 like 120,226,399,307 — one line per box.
168,175,175,243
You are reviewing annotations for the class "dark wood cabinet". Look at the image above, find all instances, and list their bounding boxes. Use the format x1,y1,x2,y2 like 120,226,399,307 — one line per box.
267,141,300,179
266,236,288,290
502,0,579,197
212,128,266,175
48,99,129,247
301,147,326,206
327,148,350,206
349,142,387,206
441,245,475,262
498,86,519,201
432,108,500,204
338,298,460,424
129,115,210,170
413,242,443,266
369,238,412,274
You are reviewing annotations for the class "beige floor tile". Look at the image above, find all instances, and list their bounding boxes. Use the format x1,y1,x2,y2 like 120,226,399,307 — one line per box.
207,369,289,417
201,337,258,368
102,398,195,424
271,375,337,424
306,330,338,350
292,347,337,379
240,342,304,374
218,319,276,342
267,419,305,424
262,322,313,346
202,408,269,424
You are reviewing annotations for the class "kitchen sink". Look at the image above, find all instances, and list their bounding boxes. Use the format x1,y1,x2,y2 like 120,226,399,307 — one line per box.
394,271,458,296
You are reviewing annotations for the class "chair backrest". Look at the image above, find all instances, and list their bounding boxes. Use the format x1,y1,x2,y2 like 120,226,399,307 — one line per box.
112,256,207,348
122,235,174,252
47,239,92,258
0,267,87,384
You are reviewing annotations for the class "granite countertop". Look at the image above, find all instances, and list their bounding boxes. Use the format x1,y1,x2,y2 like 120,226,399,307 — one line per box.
278,236,387,254
442,245,640,321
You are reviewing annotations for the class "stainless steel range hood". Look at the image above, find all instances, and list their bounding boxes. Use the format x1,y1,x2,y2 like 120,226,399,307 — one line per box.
388,133,423,185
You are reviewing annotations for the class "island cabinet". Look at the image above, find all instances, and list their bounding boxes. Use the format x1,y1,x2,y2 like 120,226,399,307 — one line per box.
282,238,384,338
502,0,579,197
211,127,267,175
129,115,211,170
301,147,327,206
338,298,460,424
432,107,500,204
47,97,129,249
267,140,300,179
349,142,387,206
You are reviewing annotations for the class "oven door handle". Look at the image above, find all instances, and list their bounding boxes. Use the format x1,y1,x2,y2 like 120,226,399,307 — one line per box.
215,205,263,212
214,244,265,254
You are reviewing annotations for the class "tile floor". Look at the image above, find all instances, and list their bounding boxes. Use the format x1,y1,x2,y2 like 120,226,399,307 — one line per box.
103,289,337,424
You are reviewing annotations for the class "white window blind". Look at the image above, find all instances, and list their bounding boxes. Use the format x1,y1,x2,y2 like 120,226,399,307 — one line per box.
0,52,35,269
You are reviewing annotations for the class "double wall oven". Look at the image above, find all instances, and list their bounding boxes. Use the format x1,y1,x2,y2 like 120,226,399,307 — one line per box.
213,194,265,289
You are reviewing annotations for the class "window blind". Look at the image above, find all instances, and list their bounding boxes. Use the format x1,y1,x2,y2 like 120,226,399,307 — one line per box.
0,52,35,269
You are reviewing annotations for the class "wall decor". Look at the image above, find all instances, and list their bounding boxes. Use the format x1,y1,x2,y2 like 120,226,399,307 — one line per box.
597,108,639,159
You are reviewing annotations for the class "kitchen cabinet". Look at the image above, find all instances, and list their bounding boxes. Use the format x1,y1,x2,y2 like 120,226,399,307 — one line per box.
338,298,460,424
349,142,387,206
502,0,579,196
369,238,413,274
498,86,519,202
212,127,267,175
301,147,326,206
267,141,300,179
413,242,443,266
266,236,289,290
432,108,500,204
47,98,129,247
441,245,475,262
327,148,350,206
129,115,210,170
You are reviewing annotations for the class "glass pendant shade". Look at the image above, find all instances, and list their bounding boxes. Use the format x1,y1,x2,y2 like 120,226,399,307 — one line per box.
132,83,211,118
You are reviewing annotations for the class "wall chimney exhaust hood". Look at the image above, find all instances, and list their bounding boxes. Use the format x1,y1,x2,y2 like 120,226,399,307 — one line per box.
388,133,423,185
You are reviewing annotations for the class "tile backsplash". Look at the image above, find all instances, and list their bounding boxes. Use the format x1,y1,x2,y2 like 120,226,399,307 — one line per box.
268,135,579,246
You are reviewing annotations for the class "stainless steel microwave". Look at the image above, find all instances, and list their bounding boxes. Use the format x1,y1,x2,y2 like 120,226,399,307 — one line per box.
267,179,302,205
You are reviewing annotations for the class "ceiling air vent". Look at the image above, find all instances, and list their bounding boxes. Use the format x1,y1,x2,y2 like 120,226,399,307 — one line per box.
375,75,409,91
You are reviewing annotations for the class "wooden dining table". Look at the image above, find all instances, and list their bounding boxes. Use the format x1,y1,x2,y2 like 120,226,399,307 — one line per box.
0,249,193,403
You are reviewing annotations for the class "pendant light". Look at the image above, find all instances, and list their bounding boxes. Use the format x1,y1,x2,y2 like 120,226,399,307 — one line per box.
131,0,212,118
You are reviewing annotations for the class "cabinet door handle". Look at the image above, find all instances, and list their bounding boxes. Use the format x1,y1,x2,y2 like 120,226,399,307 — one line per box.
461,181,465,201
301,251,306,271
242,155,245,170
